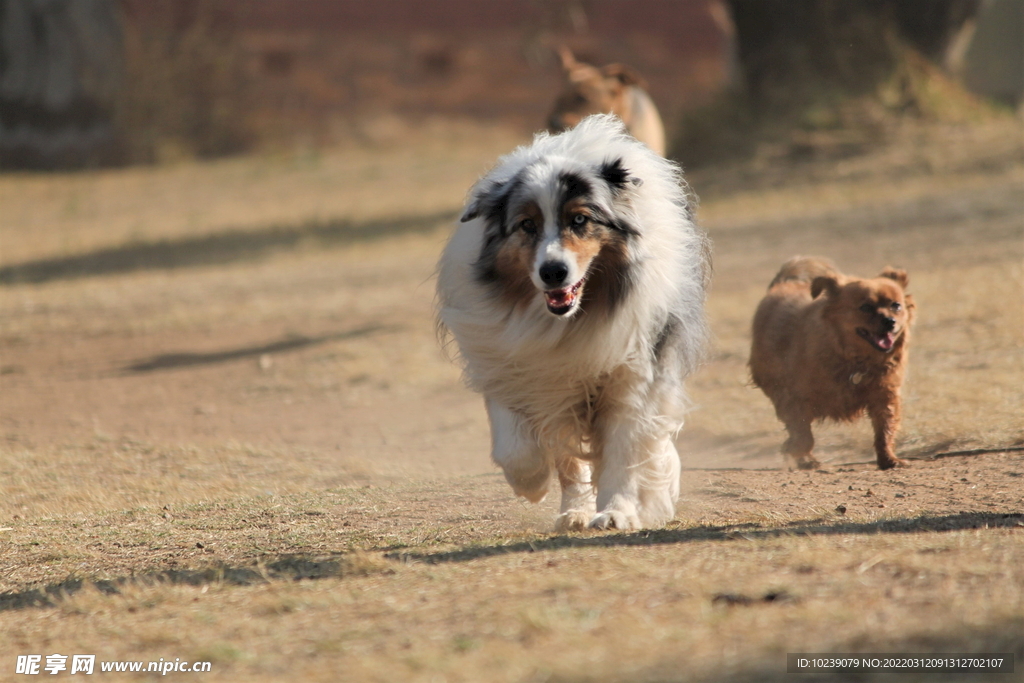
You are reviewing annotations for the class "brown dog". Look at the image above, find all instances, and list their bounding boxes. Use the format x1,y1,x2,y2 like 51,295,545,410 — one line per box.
749,257,916,470
548,47,666,156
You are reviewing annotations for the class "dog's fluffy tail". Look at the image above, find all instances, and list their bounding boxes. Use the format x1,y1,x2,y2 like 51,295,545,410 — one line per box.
768,256,840,289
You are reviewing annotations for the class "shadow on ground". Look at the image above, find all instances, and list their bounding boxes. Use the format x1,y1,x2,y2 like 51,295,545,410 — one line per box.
0,210,455,285
3,512,1020,614
122,324,398,373
0,553,393,612
391,511,1024,564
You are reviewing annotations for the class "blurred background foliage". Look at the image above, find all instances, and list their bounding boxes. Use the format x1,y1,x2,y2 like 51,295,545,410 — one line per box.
0,0,1020,170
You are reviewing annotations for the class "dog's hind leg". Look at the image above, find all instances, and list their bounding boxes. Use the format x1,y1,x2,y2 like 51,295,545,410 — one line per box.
781,415,819,470
554,456,596,532
486,398,552,502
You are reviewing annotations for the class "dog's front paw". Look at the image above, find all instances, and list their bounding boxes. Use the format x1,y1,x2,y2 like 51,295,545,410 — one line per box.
588,510,641,531
554,509,592,532
877,457,910,470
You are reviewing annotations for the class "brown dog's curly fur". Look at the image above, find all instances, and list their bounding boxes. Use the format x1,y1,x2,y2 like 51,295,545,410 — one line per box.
749,256,916,470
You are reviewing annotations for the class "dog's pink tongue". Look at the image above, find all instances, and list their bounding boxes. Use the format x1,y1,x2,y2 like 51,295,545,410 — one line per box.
545,288,572,307
877,333,895,351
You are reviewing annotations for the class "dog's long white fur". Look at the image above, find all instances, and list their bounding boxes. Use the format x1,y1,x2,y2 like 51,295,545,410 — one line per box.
436,115,708,530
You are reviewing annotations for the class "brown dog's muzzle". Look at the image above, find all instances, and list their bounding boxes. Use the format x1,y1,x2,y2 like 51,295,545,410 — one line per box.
857,323,900,352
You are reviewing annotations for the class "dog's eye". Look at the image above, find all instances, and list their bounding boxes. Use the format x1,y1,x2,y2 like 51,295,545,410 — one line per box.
572,214,587,227
859,303,875,314
518,219,537,235
890,302,902,312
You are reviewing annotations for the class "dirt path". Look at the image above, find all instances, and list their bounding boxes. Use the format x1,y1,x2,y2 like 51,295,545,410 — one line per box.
0,121,1022,682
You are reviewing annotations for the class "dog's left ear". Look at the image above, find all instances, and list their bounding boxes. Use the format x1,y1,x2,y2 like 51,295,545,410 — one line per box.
879,267,909,289
601,64,646,89
811,275,840,299
598,157,641,193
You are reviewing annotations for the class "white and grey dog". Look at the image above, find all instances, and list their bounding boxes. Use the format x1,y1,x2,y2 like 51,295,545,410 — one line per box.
436,115,709,531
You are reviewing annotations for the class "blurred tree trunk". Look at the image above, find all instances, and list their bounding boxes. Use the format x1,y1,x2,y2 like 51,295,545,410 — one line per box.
670,0,988,165
725,0,981,109
0,0,125,169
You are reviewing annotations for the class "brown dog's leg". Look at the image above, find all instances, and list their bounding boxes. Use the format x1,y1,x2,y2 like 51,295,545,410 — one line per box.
869,396,909,469
781,416,819,470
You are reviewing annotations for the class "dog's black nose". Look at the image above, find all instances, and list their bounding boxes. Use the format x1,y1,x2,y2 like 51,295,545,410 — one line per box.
881,316,896,332
539,261,569,287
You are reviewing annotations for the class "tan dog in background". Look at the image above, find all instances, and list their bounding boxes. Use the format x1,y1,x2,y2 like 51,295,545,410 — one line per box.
749,257,916,470
548,47,666,156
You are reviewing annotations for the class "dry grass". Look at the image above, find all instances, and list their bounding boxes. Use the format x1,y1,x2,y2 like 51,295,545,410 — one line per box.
1,118,1022,681
2,484,1022,682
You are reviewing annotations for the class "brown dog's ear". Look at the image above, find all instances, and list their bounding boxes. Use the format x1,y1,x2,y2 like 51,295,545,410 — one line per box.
880,267,909,289
904,292,916,323
601,63,646,89
811,275,840,299
557,46,579,73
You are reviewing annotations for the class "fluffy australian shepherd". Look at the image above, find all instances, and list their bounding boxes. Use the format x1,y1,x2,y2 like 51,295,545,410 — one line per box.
436,115,709,531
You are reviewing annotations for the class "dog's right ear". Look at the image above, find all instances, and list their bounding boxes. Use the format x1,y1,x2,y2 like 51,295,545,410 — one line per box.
460,201,480,223
811,275,840,299
461,179,500,222
461,176,519,226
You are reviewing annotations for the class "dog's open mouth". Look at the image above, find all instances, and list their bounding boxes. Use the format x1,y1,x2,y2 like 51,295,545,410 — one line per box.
544,277,586,316
858,327,897,352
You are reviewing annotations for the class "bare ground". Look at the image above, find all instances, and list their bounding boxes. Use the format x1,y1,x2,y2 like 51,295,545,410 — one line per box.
0,118,1022,682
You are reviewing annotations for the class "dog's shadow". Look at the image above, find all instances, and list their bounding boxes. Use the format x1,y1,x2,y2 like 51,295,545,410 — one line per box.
389,511,1024,564
4,511,1017,614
